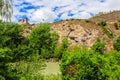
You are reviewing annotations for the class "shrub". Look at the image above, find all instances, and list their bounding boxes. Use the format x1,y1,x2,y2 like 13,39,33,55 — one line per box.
60,47,120,80
91,40,105,54
12,45,34,61
61,37,68,51
8,60,45,80
98,21,113,38
104,51,120,80
0,48,13,79
53,45,63,59
114,23,119,30
103,28,113,38
52,37,68,59
113,36,120,51
49,31,59,55
98,21,106,27
85,20,90,23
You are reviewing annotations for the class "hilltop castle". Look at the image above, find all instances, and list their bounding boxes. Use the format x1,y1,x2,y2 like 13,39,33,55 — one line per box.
18,18,28,25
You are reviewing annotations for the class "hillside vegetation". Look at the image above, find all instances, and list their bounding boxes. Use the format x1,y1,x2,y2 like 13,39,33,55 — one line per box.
1,11,120,80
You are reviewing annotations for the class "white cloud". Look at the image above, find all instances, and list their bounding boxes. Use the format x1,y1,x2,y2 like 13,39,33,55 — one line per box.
12,0,120,23
27,8,57,23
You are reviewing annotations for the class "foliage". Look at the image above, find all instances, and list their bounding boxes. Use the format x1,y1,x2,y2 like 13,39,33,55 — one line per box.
0,21,23,49
104,51,120,80
29,23,51,50
0,21,27,79
113,36,120,51
98,21,113,38
0,0,13,21
29,23,59,58
61,37,68,51
8,60,45,80
50,31,59,54
53,45,63,59
44,74,62,80
60,47,120,80
114,23,119,30
53,37,68,59
0,48,13,79
0,21,42,79
12,45,33,61
85,20,90,23
103,28,113,38
91,40,105,54
98,21,106,27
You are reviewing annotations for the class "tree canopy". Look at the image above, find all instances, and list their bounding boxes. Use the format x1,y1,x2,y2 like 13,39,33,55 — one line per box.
0,0,13,21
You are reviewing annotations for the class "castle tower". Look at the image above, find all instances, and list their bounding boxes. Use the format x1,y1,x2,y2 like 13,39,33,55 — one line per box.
18,18,28,25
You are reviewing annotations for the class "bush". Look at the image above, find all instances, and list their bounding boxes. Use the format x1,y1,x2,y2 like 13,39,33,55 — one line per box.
8,60,45,80
0,48,13,79
53,38,68,59
98,21,106,27
103,28,113,38
53,45,63,59
114,23,119,30
60,47,120,80
85,20,90,23
12,45,34,61
98,21,113,38
113,36,120,51
91,40,105,54
61,37,68,51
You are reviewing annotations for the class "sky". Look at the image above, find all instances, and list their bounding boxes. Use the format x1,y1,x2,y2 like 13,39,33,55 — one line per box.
12,0,120,24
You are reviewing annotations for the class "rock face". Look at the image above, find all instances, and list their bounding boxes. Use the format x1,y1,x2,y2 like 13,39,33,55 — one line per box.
51,21,102,48
18,14,120,50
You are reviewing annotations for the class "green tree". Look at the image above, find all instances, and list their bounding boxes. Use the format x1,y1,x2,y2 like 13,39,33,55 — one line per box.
113,36,120,51
0,0,13,21
29,23,51,52
53,38,68,59
0,21,23,49
29,23,59,58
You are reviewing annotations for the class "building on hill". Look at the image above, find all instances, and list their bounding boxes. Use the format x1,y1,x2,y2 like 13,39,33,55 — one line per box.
18,18,28,25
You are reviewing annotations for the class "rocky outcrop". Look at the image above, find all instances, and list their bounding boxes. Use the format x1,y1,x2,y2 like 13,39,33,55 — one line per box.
17,18,104,49
18,17,120,50
51,21,102,48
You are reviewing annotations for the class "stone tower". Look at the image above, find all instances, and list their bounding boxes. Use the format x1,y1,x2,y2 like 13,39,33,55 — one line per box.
18,18,28,25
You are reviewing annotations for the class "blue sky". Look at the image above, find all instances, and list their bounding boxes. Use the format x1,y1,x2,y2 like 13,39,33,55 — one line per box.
12,0,120,24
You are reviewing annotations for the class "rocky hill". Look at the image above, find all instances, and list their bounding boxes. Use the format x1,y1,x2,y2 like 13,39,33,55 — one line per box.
18,11,120,51
90,10,120,23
